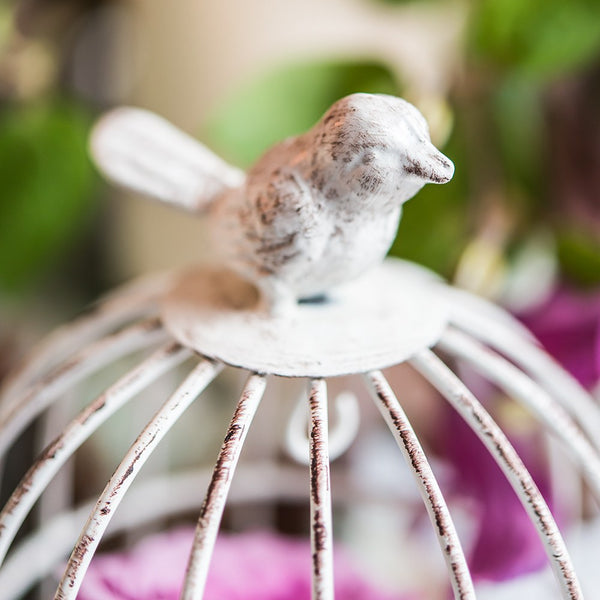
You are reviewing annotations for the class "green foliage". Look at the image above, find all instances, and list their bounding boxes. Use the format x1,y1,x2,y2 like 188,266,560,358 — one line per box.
556,230,600,287
0,102,96,295
203,60,400,168
492,78,543,191
482,76,549,233
471,0,600,79
0,5,12,45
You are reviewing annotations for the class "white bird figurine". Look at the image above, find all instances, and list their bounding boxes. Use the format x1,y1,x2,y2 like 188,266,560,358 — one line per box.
91,93,454,314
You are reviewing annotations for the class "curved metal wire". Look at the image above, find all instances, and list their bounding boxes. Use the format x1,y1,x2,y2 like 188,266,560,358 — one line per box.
308,378,334,600
364,370,476,600
449,299,600,450
182,373,267,599
0,285,595,599
0,342,190,566
0,318,167,458
0,273,170,409
285,390,360,465
54,358,223,600
438,328,600,501
3,459,420,600
411,349,583,600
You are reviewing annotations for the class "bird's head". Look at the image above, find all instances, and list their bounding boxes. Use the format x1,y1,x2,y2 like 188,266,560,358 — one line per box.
312,93,454,206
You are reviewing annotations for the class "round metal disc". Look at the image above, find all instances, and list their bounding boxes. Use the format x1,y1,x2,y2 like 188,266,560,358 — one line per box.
161,258,450,377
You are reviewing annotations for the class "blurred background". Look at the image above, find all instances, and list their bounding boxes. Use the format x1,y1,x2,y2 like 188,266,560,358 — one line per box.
2,0,600,352
0,0,599,598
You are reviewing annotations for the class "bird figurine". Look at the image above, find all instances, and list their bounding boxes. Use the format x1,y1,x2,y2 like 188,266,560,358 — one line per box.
91,93,454,315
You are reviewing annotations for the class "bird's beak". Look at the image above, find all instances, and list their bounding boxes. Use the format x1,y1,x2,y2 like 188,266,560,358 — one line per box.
408,143,455,185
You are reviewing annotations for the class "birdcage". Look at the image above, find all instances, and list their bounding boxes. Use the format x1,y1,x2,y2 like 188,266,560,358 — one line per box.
1,255,599,599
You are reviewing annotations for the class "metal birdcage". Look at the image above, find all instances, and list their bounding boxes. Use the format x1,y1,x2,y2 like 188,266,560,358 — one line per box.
0,257,599,599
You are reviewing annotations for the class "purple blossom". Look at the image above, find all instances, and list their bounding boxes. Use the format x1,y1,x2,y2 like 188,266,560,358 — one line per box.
438,408,552,583
518,285,600,389
78,528,409,600
414,282,600,587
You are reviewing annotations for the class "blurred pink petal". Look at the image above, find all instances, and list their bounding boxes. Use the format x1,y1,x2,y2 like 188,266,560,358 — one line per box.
439,407,552,583
79,528,410,600
518,285,600,389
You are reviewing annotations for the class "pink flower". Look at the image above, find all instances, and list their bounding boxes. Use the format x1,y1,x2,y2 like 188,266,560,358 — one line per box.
79,529,409,600
518,285,600,389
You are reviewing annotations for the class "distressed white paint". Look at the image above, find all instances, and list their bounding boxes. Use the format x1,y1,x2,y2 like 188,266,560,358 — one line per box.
0,319,167,458
54,359,223,600
365,370,475,600
438,329,600,503
285,390,360,465
161,259,450,377
411,350,584,600
91,107,244,211
0,343,191,568
0,270,173,414
182,374,266,600
1,81,598,600
92,94,453,312
0,255,597,598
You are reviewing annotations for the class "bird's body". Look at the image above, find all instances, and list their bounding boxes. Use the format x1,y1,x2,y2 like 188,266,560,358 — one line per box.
91,93,454,313
209,144,402,303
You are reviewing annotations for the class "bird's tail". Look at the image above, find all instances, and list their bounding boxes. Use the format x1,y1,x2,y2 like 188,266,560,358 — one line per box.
89,107,245,213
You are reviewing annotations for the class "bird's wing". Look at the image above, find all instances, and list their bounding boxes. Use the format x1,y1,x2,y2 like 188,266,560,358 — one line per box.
90,107,245,213
240,168,323,269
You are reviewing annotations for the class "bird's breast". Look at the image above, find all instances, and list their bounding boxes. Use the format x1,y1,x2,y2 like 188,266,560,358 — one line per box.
293,205,402,296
